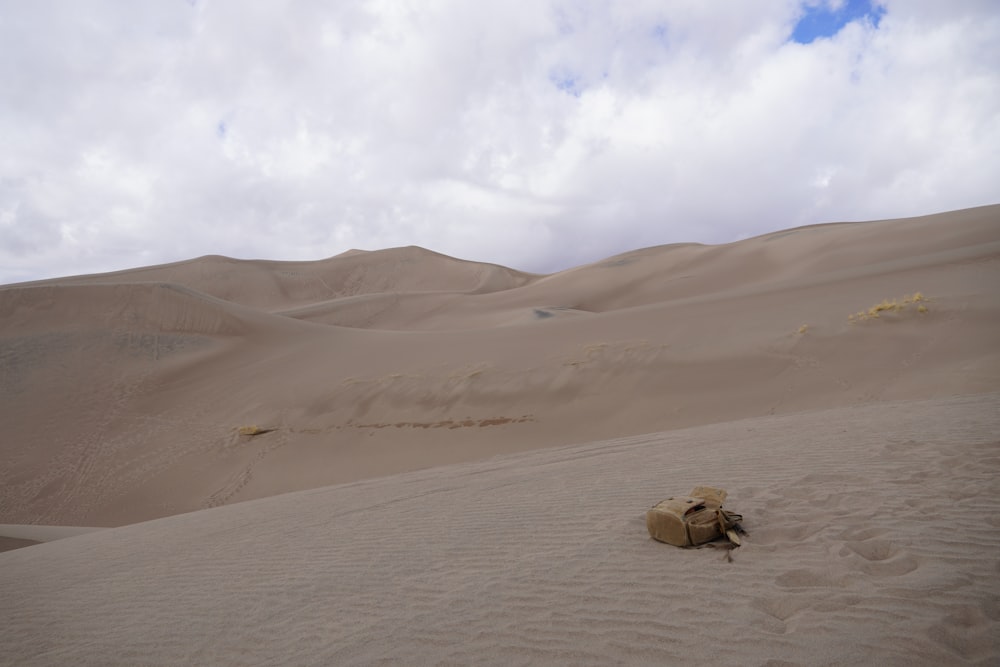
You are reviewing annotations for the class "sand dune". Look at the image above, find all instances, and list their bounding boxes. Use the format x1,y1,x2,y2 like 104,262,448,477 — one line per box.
9,245,536,313
1,394,997,665
1,205,998,527
1,205,999,664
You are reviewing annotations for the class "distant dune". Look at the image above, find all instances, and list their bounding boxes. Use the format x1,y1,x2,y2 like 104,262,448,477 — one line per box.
1,206,999,665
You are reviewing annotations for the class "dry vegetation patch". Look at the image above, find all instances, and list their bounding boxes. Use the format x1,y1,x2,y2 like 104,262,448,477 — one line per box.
237,425,273,436
849,293,929,323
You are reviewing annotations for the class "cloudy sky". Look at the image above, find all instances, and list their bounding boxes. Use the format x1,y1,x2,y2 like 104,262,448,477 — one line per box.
1,0,998,284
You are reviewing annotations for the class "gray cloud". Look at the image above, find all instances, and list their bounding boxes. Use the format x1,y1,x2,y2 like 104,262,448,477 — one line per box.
1,0,997,284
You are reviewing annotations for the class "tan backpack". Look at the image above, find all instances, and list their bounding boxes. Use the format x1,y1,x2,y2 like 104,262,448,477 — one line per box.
646,486,744,548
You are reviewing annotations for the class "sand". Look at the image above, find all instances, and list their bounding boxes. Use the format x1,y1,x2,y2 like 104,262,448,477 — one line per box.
1,205,999,664
2,394,998,665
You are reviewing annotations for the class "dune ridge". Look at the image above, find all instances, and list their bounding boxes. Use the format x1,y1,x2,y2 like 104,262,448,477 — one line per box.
9,245,537,313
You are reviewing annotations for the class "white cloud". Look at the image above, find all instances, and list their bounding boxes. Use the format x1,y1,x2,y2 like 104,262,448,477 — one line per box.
0,0,997,283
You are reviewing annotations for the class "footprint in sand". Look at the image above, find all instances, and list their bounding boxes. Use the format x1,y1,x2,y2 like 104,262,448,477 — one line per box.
751,595,816,634
775,568,849,589
839,539,920,576
926,604,997,662
834,526,884,541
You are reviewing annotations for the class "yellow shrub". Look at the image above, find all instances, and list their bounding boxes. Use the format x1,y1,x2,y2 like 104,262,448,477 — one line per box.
850,293,929,323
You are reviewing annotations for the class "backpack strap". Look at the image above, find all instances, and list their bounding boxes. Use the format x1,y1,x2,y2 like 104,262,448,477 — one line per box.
689,486,726,509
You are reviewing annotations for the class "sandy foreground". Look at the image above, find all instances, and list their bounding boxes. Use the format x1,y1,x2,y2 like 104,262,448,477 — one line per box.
1,394,998,666
1,205,999,664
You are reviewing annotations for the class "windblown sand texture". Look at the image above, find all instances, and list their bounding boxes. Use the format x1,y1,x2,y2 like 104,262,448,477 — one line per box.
2,206,999,665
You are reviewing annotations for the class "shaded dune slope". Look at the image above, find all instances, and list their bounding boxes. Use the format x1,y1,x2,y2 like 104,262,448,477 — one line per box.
1,205,998,526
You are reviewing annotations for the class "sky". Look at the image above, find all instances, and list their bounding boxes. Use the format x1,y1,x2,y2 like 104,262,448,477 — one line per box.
1,0,998,284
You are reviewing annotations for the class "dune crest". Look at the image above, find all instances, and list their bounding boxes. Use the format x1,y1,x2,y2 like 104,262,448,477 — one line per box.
10,244,537,313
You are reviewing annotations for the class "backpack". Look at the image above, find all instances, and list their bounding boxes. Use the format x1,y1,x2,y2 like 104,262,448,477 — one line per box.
646,486,744,548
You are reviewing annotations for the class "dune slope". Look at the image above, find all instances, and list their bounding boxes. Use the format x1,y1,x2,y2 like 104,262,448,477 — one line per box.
1,393,997,666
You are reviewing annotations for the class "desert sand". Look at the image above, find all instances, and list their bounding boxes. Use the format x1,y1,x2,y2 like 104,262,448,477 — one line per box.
1,205,999,665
